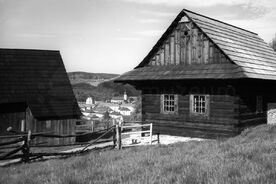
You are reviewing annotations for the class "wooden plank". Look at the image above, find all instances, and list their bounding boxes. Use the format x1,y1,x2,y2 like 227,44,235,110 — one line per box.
180,24,185,65
170,35,175,65
191,28,197,64
122,130,150,135
198,33,203,64
209,43,214,63
143,112,238,124
122,124,152,129
160,48,165,65
165,41,170,65
175,27,180,65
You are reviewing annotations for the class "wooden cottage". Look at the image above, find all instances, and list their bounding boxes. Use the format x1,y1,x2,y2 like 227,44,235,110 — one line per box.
0,49,81,145
115,9,276,138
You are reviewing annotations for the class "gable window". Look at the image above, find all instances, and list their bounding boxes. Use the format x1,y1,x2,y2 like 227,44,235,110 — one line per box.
190,95,209,116
161,94,178,114
256,96,263,113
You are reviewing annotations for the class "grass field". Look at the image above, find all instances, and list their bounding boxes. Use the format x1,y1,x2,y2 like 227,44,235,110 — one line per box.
1,124,276,184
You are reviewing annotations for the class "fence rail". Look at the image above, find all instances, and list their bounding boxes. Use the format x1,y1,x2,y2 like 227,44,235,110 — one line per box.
119,123,153,147
0,125,117,164
0,122,154,165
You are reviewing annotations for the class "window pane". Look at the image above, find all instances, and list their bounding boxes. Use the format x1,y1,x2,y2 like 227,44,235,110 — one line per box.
192,95,208,115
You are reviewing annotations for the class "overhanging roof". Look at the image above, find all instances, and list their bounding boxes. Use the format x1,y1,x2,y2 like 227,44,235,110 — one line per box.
0,49,81,120
115,9,276,82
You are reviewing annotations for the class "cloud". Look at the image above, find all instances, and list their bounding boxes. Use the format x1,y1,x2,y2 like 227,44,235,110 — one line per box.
138,18,164,23
122,0,249,7
139,9,175,17
134,30,164,37
14,33,57,38
202,2,271,21
114,36,141,41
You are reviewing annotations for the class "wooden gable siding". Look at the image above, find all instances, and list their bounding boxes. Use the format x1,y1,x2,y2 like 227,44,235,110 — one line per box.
148,20,229,66
141,81,239,138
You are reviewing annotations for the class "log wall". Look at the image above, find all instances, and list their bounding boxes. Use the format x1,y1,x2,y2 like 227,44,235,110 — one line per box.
141,82,239,138
139,79,276,138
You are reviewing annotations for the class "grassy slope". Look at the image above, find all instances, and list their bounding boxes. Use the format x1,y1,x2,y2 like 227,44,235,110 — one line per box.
1,124,276,184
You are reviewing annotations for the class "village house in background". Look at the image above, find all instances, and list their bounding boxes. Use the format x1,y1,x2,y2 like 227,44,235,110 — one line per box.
78,92,136,131
110,92,127,104
0,49,81,145
115,9,276,138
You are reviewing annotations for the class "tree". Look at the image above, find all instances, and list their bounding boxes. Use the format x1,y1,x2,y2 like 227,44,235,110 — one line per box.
129,96,142,122
269,34,276,52
102,111,111,129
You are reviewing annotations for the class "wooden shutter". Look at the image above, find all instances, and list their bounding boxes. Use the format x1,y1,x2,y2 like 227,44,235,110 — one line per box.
206,95,210,118
160,94,164,114
189,94,194,115
174,94,178,114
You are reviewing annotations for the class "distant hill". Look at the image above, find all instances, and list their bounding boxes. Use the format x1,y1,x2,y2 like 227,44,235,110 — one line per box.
68,72,140,102
68,72,119,86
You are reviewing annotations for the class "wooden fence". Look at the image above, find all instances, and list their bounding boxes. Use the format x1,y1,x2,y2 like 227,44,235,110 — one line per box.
0,126,116,163
116,123,153,149
0,122,153,164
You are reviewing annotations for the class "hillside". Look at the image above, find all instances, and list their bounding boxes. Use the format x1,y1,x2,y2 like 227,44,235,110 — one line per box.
68,72,140,102
1,124,276,183
68,72,119,86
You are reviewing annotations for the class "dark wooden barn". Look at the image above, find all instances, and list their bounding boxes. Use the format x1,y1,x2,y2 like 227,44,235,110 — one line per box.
0,49,81,145
115,9,276,138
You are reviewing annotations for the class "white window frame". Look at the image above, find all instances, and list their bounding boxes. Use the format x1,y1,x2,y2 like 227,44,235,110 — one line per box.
190,94,209,116
161,94,178,114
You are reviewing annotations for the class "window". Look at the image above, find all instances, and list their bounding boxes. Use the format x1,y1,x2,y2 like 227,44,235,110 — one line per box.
190,95,209,115
161,94,178,114
256,96,263,113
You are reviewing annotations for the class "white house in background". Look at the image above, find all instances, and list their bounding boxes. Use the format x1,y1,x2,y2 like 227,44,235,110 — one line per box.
111,91,128,104
111,96,125,104
118,106,131,116
86,96,94,105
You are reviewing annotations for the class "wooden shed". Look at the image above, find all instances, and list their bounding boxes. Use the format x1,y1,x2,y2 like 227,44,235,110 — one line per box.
115,9,276,138
0,49,81,145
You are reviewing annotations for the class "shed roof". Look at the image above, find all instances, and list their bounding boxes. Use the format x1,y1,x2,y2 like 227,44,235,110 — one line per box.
115,9,276,82
0,49,81,120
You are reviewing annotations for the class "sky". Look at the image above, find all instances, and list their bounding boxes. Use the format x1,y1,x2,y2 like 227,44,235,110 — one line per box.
0,0,276,74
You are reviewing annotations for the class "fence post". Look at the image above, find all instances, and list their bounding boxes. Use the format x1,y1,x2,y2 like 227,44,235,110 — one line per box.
150,123,153,145
91,121,94,132
113,125,116,147
22,130,31,162
157,133,160,144
116,124,122,149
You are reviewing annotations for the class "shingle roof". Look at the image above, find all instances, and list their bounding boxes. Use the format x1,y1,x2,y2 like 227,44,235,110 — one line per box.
115,9,276,82
116,64,244,81
0,49,81,120
184,10,276,80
